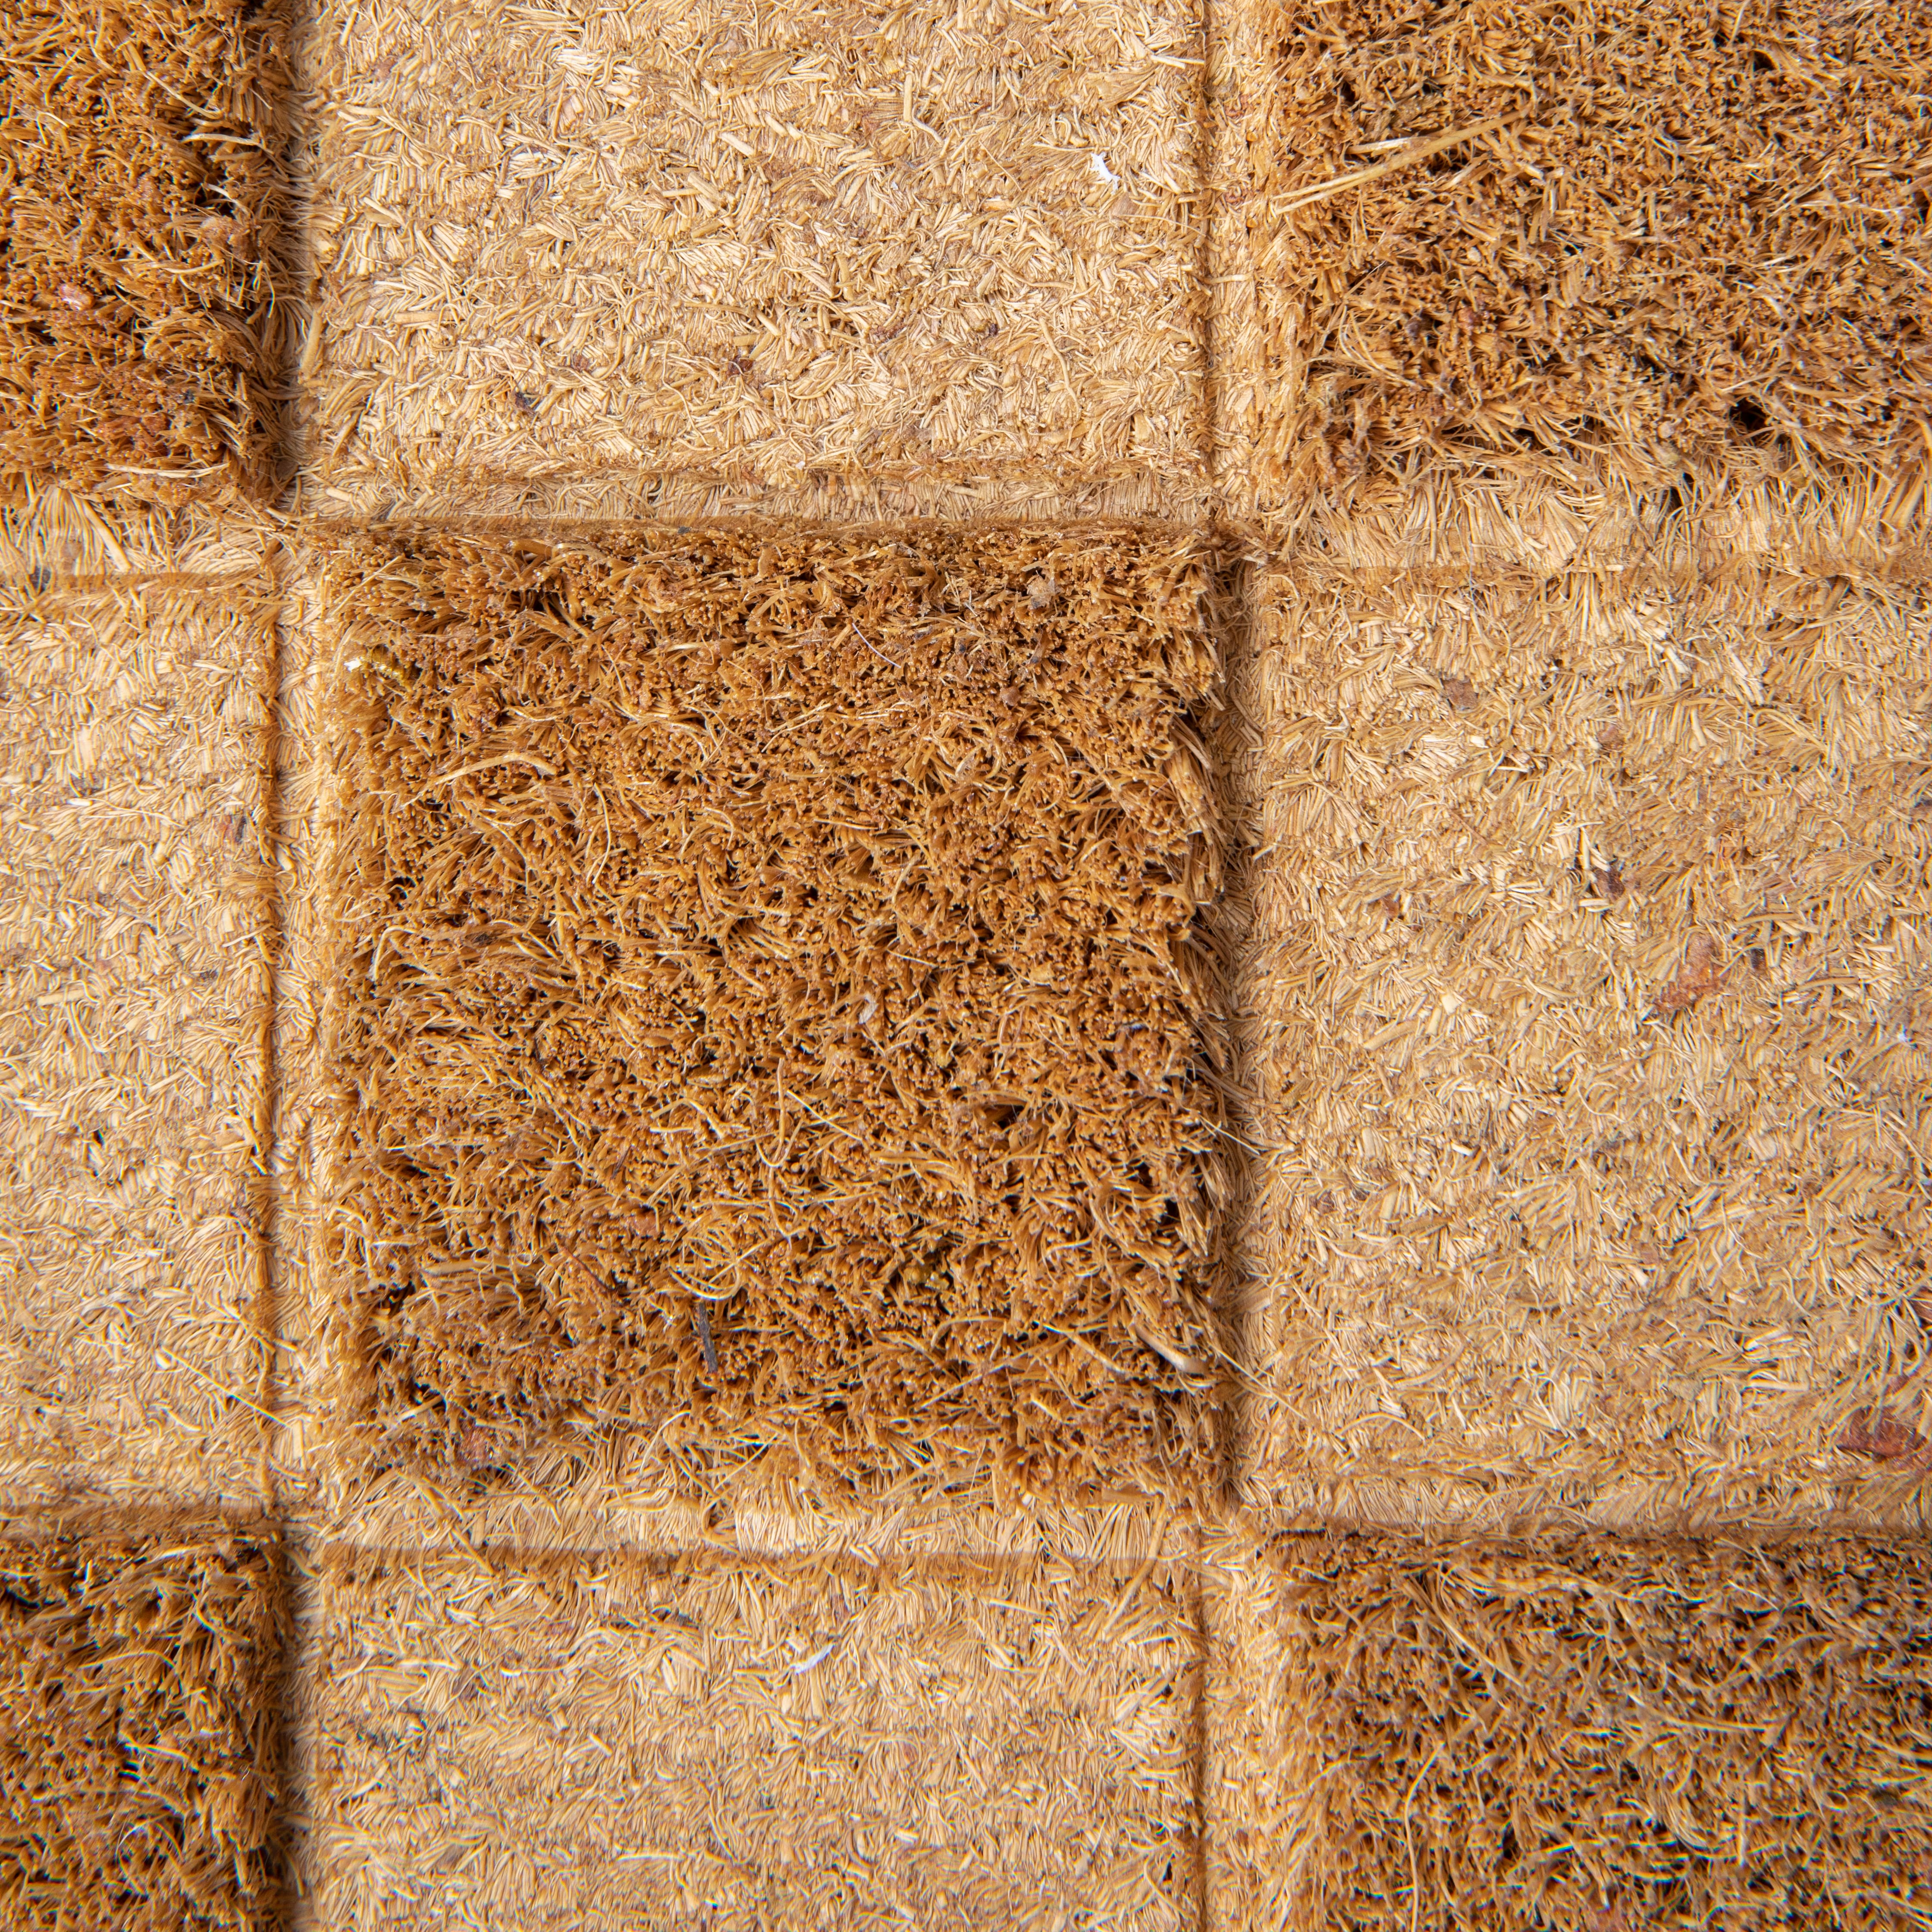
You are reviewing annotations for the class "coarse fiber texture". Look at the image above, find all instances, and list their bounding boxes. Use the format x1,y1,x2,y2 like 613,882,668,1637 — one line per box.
305,0,1207,499
1250,0,1932,495
1267,1531,1932,1931
302,1546,1202,1931
1251,563,1932,1524
0,0,294,502
0,581,276,1507
322,521,1229,1497
0,1513,286,1932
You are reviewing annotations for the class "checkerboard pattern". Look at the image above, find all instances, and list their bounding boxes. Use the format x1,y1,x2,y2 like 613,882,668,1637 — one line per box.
4,0,1930,1921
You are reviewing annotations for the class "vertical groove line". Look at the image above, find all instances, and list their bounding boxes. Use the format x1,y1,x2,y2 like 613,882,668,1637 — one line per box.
253,554,287,1516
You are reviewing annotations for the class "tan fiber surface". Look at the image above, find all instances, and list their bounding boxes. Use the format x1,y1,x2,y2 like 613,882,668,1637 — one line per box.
301,1547,1202,1930
1249,0,1932,495
303,0,1208,508
0,582,276,1508
1250,563,1932,1525
314,521,1228,1500
0,1511,286,1932
13,0,1932,1913
0,0,294,501
1266,1531,1932,1931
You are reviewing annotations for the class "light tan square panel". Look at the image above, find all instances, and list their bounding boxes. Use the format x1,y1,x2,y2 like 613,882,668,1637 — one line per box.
0,585,273,1506
302,1548,1203,1929
307,0,1208,502
1247,564,1932,1527
1197,1530,1278,1932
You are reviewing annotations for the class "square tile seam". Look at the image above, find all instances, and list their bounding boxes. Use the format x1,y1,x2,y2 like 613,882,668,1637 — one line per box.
0,0,1242,1522
4,0,1245,551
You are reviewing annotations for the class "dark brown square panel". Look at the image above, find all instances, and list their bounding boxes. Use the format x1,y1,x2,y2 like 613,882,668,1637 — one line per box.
1267,1533,1932,1929
0,0,293,502
1252,0,1932,492
322,522,1228,1497
0,1515,286,1932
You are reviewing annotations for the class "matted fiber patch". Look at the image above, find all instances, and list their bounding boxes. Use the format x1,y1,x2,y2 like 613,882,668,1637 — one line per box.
305,0,1207,501
1250,0,1932,492
0,0,294,502
322,522,1228,1495
1251,564,1932,1521
1266,1532,1932,1931
0,1513,286,1931
0,583,275,1505
303,1548,1201,1930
